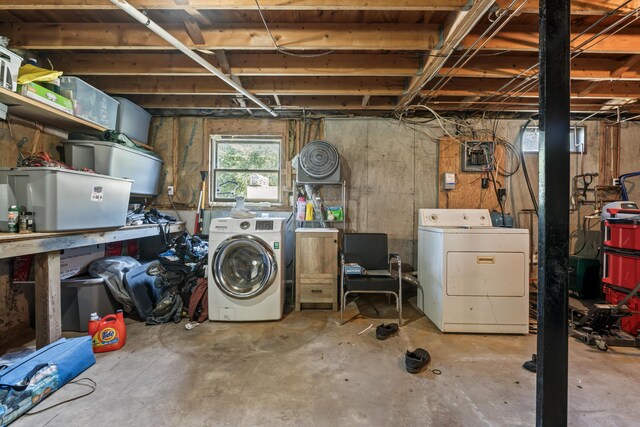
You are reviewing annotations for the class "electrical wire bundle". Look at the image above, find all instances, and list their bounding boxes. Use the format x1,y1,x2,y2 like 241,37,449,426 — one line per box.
18,151,96,173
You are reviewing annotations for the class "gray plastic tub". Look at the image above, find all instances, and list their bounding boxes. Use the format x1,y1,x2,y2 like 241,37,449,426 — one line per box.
60,76,119,129
18,275,119,332
1,167,132,232
64,140,162,196
114,97,152,144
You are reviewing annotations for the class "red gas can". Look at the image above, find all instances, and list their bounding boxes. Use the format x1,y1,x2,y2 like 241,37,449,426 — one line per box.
88,310,127,353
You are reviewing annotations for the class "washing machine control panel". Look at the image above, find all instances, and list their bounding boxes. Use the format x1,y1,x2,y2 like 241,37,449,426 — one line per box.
255,220,274,231
240,221,251,230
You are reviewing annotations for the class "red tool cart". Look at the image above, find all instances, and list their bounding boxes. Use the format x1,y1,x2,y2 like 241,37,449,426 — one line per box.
603,216,640,336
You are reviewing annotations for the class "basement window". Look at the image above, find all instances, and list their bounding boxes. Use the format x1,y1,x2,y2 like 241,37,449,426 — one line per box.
522,126,586,153
210,135,282,203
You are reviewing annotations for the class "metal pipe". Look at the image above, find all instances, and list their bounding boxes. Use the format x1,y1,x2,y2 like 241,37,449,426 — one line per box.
109,0,277,117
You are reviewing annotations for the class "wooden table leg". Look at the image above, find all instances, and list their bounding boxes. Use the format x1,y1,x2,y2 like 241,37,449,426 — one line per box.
34,250,61,349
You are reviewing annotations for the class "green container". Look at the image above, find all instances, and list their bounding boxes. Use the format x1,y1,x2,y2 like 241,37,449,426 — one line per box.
568,256,601,299
7,205,21,233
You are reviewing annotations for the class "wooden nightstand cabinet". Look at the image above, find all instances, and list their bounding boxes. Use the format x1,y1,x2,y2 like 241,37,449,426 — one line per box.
295,229,339,311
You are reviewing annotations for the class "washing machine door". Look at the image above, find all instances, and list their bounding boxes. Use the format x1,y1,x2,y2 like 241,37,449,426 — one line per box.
212,235,278,299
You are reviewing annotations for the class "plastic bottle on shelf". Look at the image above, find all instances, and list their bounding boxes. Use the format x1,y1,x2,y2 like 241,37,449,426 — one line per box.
305,202,314,221
7,206,21,233
296,197,306,221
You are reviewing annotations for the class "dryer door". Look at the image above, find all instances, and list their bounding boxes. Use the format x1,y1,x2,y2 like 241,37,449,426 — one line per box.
212,235,277,299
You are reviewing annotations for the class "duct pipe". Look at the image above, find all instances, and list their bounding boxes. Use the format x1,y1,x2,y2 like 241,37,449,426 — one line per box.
110,0,277,117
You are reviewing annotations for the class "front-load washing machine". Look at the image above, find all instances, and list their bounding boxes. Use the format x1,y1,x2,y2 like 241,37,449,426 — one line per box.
208,217,285,321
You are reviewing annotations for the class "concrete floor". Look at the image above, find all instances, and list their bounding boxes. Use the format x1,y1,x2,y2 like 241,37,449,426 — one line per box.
7,296,640,427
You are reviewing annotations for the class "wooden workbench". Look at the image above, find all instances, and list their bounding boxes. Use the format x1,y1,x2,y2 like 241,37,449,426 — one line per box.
0,222,185,348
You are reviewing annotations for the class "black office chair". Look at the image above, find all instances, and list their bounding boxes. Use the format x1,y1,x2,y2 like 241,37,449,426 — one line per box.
340,233,402,325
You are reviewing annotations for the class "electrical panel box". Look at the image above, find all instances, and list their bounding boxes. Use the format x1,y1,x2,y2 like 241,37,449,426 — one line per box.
442,172,456,190
462,141,494,172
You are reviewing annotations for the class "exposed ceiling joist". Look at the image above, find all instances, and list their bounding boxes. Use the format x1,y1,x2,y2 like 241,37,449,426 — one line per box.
461,26,640,54
494,0,640,15
79,75,407,96
124,94,635,113
126,95,398,110
0,0,470,11
3,0,636,14
41,53,420,77
42,52,640,82
439,56,640,81
421,78,640,99
0,23,442,51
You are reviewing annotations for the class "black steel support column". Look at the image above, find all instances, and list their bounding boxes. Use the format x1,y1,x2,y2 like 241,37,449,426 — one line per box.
537,0,570,426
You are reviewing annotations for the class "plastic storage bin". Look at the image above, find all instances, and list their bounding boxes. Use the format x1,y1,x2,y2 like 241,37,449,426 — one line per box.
603,284,640,336
2,167,132,232
0,46,22,92
568,256,600,299
60,77,119,129
19,276,119,332
605,219,640,251
602,249,640,291
114,97,152,144
64,140,162,196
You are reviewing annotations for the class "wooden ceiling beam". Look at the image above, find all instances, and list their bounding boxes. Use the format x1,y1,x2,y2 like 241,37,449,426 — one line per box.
4,0,636,14
123,94,633,113
80,75,407,96
0,23,441,51
0,1,470,11
42,53,640,81
8,23,640,54
495,0,640,15
421,78,640,99
439,56,640,80
41,53,420,77
461,26,640,54
125,95,398,110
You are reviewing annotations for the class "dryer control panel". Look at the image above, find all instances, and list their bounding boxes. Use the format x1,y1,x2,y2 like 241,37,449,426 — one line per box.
418,209,491,227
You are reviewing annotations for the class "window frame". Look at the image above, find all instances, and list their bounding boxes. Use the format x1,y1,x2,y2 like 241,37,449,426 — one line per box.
209,134,283,205
521,125,586,154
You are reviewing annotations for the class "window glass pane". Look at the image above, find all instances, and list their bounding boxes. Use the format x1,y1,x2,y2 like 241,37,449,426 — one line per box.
214,171,279,201
521,126,586,153
216,142,280,170
522,127,540,152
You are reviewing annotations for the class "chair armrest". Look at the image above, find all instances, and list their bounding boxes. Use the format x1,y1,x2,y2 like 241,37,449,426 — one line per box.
389,253,401,272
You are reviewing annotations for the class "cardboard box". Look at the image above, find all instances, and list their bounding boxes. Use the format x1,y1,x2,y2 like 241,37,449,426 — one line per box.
60,244,105,279
18,82,74,115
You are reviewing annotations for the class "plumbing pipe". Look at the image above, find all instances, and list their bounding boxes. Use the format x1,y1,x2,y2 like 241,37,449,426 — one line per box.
109,0,277,117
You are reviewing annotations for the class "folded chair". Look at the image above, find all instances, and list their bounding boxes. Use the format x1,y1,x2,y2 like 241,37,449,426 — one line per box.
340,233,402,325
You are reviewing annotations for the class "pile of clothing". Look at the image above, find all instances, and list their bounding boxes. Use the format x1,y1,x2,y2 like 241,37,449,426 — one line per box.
88,232,208,326
126,206,177,226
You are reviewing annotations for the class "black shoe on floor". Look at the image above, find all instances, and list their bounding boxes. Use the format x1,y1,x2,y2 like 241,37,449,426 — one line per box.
522,354,537,373
405,348,431,374
376,323,399,340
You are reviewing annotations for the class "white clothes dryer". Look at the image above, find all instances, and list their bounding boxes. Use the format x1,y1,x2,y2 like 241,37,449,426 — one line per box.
417,209,529,334
208,217,285,321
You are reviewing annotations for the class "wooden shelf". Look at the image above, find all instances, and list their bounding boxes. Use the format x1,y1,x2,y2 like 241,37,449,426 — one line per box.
0,86,106,133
